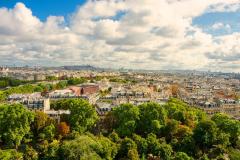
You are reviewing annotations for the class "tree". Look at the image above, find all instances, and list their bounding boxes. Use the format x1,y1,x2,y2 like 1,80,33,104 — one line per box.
174,152,192,160
229,149,240,160
67,78,86,85
193,120,218,152
58,122,70,137
0,149,23,160
101,112,116,134
41,140,60,159
108,131,120,143
175,125,192,140
39,124,56,141
132,134,148,157
0,104,34,148
138,102,167,135
171,84,179,97
158,142,173,160
35,140,49,158
9,79,23,86
95,135,118,159
68,99,99,133
146,133,161,156
23,146,38,160
118,137,138,159
46,76,58,81
211,113,240,147
34,86,44,92
112,103,140,137
128,149,140,160
164,98,206,127
55,81,67,89
32,111,53,135
0,80,8,88
175,135,196,157
60,134,117,160
146,133,173,160
163,119,180,141
50,99,70,110
199,154,210,160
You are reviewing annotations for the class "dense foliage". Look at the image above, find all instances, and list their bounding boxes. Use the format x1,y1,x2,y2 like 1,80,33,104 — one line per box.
0,81,70,101
0,103,35,149
67,77,87,85
0,98,240,159
0,77,32,88
109,77,137,84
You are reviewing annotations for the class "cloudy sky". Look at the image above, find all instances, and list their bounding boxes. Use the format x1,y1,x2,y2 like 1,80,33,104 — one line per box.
0,0,240,72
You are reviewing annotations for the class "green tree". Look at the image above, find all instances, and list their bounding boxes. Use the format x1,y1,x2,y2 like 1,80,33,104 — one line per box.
163,119,180,141
164,98,206,127
128,149,140,160
95,135,118,160
55,81,67,89
193,120,218,152
0,91,7,101
39,124,56,141
0,80,8,88
211,113,240,146
60,134,117,160
68,99,99,133
108,131,120,143
158,142,173,160
199,154,210,160
138,102,167,135
229,149,240,160
174,152,192,160
146,133,160,155
0,149,23,160
41,140,60,159
118,137,138,159
34,86,44,92
112,103,140,137
9,79,22,86
46,76,58,81
175,135,196,157
22,146,38,160
67,78,86,85
0,104,34,148
50,99,70,110
32,111,53,136
132,134,148,157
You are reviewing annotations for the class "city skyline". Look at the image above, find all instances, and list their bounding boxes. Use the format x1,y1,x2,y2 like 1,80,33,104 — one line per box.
0,0,240,72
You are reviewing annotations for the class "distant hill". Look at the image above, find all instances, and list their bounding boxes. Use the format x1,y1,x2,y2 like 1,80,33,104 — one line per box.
62,65,101,71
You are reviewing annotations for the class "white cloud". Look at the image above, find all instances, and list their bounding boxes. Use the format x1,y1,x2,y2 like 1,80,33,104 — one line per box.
212,22,232,30
0,3,42,35
212,23,224,30
0,1,240,72
207,2,240,12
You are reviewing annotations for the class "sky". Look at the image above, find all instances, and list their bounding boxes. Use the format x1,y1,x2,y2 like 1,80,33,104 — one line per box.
0,0,240,72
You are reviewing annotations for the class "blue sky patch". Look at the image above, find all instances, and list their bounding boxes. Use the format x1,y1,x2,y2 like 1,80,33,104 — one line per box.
193,12,240,36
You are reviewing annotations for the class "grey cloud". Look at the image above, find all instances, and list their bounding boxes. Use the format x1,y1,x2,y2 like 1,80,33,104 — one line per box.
107,32,150,45
180,40,202,49
151,26,178,38
206,52,240,61
121,10,150,27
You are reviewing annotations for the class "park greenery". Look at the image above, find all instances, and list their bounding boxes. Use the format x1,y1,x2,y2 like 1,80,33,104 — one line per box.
109,77,137,84
66,77,87,85
0,77,89,102
0,77,33,88
0,98,240,159
0,82,66,101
